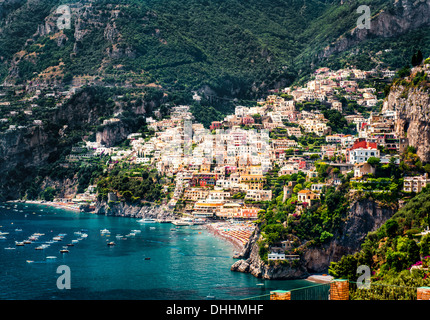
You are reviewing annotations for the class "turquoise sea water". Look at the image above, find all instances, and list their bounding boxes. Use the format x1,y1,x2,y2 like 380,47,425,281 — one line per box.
0,202,310,300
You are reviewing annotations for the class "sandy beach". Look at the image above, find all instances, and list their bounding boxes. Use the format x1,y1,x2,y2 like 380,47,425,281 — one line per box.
8,200,82,212
306,274,334,284
205,221,255,252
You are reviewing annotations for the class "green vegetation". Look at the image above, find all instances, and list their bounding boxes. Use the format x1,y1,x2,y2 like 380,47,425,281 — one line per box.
96,166,163,203
1,0,428,98
256,161,350,259
328,186,430,298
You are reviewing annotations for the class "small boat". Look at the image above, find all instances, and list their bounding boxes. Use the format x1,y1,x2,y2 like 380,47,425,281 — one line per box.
46,256,57,259
172,218,194,226
71,239,79,243
144,257,151,260
15,241,25,246
60,249,69,253
193,218,206,225
53,236,62,241
131,229,141,233
100,229,110,234
15,228,23,232
206,294,216,300
0,236,6,240
107,241,115,246
26,260,34,263
4,247,16,250
150,227,156,230
67,243,74,247
0,232,9,236
137,218,156,223
23,240,32,244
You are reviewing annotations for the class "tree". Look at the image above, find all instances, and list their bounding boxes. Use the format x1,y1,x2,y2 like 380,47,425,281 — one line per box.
41,187,56,202
385,219,399,238
293,183,303,193
411,53,418,67
407,239,421,266
420,235,430,257
367,157,381,166
416,50,424,65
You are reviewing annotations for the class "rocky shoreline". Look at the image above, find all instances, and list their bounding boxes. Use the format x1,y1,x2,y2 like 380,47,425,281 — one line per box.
93,201,174,220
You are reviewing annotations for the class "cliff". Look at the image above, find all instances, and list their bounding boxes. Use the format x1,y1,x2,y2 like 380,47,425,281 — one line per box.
96,119,135,148
382,64,430,162
231,199,396,279
94,201,174,220
320,0,430,60
0,125,52,174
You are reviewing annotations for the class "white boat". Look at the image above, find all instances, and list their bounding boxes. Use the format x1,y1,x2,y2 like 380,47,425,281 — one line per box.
193,218,206,225
4,247,15,250
131,229,141,233
0,232,9,236
71,239,79,243
172,218,194,226
0,236,6,240
15,241,25,246
100,229,110,234
137,218,156,223
46,256,57,259
53,236,62,241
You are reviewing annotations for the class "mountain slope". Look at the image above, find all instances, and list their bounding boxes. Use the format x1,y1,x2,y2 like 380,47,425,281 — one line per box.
1,0,429,97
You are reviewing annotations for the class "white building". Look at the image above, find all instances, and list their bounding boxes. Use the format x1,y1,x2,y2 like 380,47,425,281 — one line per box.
349,147,380,164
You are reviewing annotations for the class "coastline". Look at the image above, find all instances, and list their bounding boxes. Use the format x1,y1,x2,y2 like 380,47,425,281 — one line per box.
5,199,258,258
205,221,255,253
306,274,334,284
6,200,81,213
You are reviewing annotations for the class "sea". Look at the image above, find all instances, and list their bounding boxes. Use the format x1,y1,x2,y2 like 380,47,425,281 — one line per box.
0,202,310,300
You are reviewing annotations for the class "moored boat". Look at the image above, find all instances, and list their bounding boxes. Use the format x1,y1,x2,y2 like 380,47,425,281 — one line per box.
137,218,156,223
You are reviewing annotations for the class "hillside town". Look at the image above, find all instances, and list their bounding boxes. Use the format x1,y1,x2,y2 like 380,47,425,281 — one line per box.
3,65,430,259
55,66,430,214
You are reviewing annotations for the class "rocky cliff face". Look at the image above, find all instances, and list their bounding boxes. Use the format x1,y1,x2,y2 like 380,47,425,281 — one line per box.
382,64,430,162
94,201,174,220
304,199,397,273
231,199,396,279
320,0,430,59
231,227,309,279
96,119,134,148
0,125,53,174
